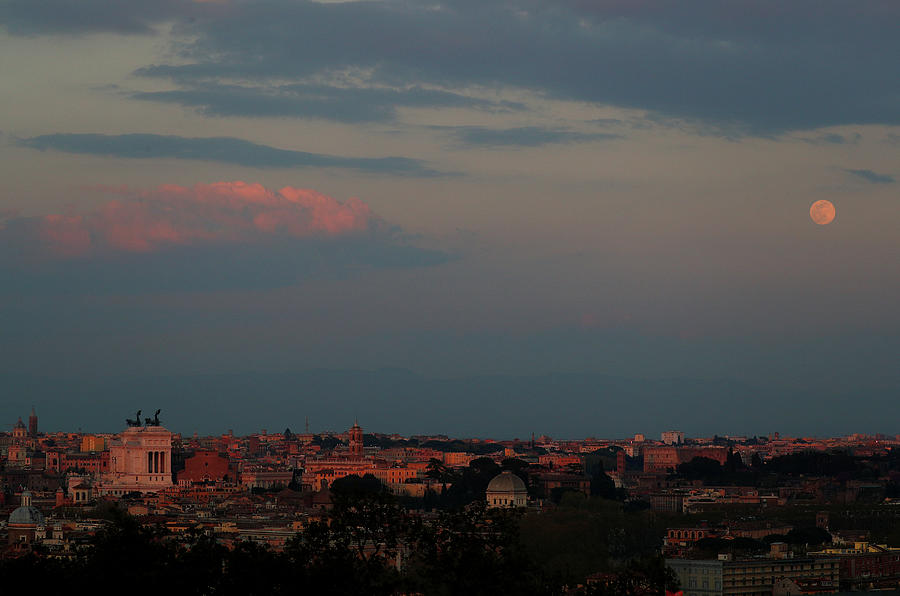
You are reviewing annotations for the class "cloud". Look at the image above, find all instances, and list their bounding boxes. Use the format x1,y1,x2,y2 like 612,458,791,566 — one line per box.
125,0,900,135
586,118,626,127
0,181,450,291
844,168,895,184
799,132,861,146
6,182,372,258
6,1,899,134
131,82,524,123
19,133,447,177
440,126,621,148
0,0,205,35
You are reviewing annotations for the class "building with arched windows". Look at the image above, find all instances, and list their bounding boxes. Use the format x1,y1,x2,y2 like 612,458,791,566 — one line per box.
97,425,173,496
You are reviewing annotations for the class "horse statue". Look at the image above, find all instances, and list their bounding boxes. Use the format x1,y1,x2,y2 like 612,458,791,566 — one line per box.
126,410,142,427
145,409,162,426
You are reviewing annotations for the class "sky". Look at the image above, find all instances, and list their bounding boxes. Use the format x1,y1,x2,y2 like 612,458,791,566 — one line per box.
1,0,898,438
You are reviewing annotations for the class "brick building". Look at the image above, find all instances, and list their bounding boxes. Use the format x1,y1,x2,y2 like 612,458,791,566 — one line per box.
178,450,232,484
643,446,729,473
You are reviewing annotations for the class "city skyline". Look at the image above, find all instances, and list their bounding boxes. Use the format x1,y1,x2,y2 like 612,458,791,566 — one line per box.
5,404,899,443
4,387,900,593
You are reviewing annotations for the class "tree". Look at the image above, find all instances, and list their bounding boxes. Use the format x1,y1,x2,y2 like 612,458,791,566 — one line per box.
405,502,553,595
426,458,454,483
312,434,341,450
330,475,409,564
581,555,680,595
784,526,832,547
590,468,617,500
675,457,723,481
285,476,407,594
550,487,580,504
724,448,744,473
438,457,502,508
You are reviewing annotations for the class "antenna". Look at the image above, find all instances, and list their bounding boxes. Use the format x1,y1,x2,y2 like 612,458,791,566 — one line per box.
305,416,309,434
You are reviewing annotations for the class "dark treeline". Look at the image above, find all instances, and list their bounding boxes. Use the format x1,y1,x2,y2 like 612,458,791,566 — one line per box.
418,456,619,510
670,449,900,488
362,434,511,456
0,475,677,596
690,527,834,559
422,456,529,509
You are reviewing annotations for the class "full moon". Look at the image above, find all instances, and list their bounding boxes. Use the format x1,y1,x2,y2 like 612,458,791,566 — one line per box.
810,200,836,225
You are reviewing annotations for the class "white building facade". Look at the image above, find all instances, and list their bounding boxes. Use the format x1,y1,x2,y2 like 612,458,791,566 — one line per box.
661,430,685,445
98,426,173,495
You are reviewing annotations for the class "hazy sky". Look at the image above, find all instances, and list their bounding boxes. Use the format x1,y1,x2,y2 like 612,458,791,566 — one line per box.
1,0,898,438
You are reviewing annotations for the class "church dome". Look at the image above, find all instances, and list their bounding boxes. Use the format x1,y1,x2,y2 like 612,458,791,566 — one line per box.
486,471,527,508
9,505,44,526
487,470,526,494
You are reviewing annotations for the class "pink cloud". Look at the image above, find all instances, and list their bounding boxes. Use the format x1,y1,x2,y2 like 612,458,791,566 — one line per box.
30,181,373,258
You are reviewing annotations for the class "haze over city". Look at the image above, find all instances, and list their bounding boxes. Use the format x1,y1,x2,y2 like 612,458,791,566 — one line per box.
1,0,898,437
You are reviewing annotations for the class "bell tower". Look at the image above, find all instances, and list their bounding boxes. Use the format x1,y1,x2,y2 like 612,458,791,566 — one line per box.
348,421,363,457
28,407,38,438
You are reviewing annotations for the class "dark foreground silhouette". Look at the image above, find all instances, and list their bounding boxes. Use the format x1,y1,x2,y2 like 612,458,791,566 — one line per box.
0,475,677,595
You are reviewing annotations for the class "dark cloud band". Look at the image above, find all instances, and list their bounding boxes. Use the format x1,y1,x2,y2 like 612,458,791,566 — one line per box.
440,126,621,148
7,1,899,134
131,82,523,123
19,133,447,177
131,0,900,135
844,168,895,184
